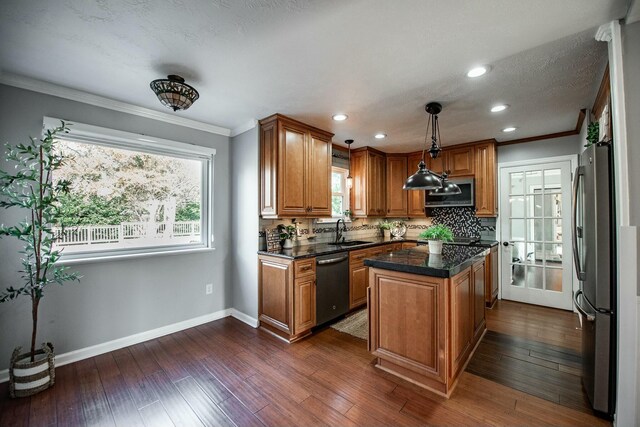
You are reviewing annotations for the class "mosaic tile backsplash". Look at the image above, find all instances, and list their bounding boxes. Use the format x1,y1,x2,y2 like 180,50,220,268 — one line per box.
259,207,496,251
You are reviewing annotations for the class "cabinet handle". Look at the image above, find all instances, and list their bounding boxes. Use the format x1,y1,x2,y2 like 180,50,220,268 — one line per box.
301,266,312,271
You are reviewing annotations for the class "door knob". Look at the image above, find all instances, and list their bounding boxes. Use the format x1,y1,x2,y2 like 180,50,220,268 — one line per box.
502,241,509,247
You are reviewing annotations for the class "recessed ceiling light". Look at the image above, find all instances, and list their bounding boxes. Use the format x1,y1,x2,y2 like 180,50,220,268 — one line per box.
502,127,517,133
332,113,348,121
467,66,488,78
491,104,508,113
374,133,387,139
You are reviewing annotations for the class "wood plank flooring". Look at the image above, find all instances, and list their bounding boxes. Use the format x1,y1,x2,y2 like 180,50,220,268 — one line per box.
0,301,608,426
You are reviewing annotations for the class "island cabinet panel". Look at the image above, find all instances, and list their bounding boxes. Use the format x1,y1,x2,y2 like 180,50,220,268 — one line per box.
258,254,316,342
259,114,334,218
485,245,499,307
406,152,426,217
385,155,408,216
472,258,486,343
474,142,497,217
369,269,447,391
449,268,473,381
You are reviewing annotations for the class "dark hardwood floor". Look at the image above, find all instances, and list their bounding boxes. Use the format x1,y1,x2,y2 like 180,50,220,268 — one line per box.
0,301,608,426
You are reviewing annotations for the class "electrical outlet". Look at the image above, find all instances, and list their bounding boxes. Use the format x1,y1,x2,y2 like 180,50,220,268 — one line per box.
205,283,213,295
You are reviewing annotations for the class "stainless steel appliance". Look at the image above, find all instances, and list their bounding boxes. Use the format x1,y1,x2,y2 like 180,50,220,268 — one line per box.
572,143,616,417
315,252,350,325
424,177,475,208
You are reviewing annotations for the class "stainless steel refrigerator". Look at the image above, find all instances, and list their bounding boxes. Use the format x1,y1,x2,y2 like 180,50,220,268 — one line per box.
572,142,616,417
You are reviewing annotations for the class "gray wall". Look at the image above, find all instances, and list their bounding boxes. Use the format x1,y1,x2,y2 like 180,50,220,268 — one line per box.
497,133,581,164
0,85,232,370
230,127,259,319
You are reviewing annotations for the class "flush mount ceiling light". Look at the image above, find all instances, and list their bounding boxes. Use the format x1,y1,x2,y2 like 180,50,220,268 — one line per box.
332,113,348,121
467,66,489,78
345,139,354,189
403,102,460,194
502,127,517,133
374,133,387,139
491,104,508,113
150,75,199,111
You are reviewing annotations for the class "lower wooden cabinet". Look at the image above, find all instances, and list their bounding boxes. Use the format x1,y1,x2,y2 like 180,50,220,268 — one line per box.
258,255,316,342
348,243,400,310
472,258,486,343
485,245,499,307
401,242,418,250
450,268,473,381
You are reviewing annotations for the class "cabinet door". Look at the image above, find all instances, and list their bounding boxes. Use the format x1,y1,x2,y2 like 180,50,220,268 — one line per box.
308,133,332,216
294,276,316,334
485,246,499,307
278,123,308,216
473,260,486,337
406,153,426,217
350,264,368,309
474,142,496,217
447,146,475,176
258,256,293,334
260,121,278,217
350,151,367,217
367,152,386,216
450,268,472,379
427,154,446,175
386,155,408,216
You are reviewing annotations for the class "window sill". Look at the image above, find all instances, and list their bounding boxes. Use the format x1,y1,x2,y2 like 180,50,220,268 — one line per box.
315,217,352,224
57,246,215,266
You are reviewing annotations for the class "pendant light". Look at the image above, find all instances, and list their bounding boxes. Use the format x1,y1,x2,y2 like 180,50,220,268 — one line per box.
429,173,462,195
345,139,354,189
150,75,200,111
404,102,446,190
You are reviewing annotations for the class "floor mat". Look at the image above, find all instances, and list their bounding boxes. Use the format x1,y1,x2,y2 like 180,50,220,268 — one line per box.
330,309,367,340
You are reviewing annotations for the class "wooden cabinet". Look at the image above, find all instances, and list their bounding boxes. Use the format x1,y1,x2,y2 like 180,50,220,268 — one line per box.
472,258,486,343
474,142,497,217
450,268,473,381
348,243,398,310
401,242,418,250
406,152,426,217
350,148,386,217
259,114,333,218
485,245,499,307
386,155,408,216
258,254,316,342
446,146,475,176
427,154,446,175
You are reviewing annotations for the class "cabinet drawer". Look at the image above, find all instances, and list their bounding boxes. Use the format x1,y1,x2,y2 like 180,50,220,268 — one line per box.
294,258,316,278
367,247,385,257
350,248,370,264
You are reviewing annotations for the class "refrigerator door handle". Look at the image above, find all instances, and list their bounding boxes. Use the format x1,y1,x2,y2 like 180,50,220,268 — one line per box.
572,166,586,281
574,290,595,322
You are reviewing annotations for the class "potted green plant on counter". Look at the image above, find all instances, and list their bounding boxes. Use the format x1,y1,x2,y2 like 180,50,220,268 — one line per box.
279,224,297,249
0,121,81,398
419,224,454,255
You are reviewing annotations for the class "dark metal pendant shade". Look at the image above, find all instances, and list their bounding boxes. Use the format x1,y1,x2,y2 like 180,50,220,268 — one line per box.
403,160,443,190
429,179,462,195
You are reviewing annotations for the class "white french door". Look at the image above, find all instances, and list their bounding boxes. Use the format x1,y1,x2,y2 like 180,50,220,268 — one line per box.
499,160,573,310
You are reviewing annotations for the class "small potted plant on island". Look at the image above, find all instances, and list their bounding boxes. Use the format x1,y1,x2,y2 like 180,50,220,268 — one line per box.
279,224,297,249
419,224,454,255
0,122,81,398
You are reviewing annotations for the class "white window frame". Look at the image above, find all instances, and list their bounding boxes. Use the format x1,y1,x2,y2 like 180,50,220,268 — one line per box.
44,117,216,264
317,166,351,223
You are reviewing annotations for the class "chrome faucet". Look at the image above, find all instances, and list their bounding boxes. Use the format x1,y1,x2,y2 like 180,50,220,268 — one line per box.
335,219,347,243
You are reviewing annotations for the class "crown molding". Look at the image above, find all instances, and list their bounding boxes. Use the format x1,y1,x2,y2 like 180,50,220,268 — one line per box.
0,72,231,137
595,22,614,42
231,119,258,137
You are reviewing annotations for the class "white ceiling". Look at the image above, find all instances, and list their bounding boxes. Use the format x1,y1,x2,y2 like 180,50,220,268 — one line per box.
0,0,630,151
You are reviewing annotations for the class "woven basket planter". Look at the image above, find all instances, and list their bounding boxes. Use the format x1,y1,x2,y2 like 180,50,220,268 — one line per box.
9,343,55,398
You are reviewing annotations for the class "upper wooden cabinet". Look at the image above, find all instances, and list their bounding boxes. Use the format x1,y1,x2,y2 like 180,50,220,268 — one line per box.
427,146,474,177
406,152,426,217
385,155,408,216
474,142,497,217
259,114,333,218
350,148,386,217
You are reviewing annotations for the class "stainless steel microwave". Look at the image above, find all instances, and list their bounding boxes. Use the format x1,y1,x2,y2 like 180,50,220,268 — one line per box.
424,177,475,208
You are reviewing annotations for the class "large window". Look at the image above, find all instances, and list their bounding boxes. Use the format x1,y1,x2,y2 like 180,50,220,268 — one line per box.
47,117,215,260
331,167,350,218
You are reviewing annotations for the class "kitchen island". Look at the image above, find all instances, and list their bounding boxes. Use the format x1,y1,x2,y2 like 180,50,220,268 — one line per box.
364,245,489,397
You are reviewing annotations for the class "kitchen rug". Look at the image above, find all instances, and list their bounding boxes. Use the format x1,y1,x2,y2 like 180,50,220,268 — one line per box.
330,309,367,340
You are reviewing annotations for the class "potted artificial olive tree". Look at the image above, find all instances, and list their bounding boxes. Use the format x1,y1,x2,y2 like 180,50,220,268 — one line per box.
0,121,80,398
419,224,454,255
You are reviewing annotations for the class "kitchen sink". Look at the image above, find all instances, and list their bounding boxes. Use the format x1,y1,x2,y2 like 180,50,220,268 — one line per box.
328,240,372,247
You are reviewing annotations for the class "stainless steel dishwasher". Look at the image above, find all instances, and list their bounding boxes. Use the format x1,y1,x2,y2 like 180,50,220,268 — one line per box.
315,252,350,326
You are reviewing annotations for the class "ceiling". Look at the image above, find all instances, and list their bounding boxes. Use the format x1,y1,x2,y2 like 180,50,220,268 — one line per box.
0,0,630,151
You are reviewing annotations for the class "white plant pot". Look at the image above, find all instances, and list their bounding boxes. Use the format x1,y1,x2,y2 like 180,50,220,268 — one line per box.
9,343,55,398
282,238,294,249
428,240,443,254
383,230,391,239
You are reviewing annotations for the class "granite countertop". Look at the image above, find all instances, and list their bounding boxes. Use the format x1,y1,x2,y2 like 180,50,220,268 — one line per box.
258,236,415,260
364,245,490,278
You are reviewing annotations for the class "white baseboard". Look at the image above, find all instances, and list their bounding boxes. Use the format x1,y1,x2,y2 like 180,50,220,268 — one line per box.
230,309,259,328
0,308,233,383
